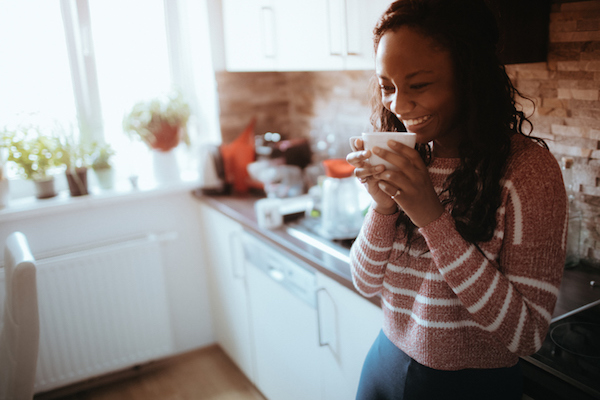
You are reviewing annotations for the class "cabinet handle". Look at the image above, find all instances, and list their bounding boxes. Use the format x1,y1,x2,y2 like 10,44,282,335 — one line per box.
261,6,276,58
316,288,329,347
327,0,344,56
316,287,339,357
344,0,361,56
229,231,245,280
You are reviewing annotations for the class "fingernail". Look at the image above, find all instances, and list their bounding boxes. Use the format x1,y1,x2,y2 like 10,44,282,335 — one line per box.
373,147,381,154
375,165,384,172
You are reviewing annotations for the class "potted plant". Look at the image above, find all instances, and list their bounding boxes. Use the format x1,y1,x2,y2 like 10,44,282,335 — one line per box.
89,141,116,190
56,127,91,197
122,91,191,152
1,125,62,199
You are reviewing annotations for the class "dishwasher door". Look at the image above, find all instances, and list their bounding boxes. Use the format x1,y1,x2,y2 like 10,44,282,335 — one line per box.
242,231,322,400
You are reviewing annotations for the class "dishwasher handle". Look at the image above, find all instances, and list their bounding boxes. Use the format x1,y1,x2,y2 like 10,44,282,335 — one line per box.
316,287,338,356
267,264,285,282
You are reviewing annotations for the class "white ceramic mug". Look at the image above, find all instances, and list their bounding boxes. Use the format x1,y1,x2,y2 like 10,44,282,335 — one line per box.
349,132,416,171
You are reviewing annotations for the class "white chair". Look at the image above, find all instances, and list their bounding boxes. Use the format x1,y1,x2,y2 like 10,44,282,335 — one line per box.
0,232,39,400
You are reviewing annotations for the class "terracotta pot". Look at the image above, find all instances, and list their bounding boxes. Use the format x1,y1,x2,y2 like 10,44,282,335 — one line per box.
151,123,180,152
66,167,89,196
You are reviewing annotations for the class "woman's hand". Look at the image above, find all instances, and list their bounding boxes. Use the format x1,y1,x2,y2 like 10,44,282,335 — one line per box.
346,138,398,214
372,140,445,227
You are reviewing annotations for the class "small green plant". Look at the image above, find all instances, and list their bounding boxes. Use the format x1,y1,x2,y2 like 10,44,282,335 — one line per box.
56,126,91,171
1,125,62,181
89,142,115,170
122,91,191,150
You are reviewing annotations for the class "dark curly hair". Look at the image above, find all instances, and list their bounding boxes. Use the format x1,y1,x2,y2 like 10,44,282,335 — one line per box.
371,0,547,245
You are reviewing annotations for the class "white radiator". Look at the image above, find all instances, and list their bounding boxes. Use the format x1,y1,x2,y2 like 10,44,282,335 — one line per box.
1,233,176,393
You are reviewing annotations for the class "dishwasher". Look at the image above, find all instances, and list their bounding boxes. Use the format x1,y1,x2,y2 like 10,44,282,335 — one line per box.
242,231,322,400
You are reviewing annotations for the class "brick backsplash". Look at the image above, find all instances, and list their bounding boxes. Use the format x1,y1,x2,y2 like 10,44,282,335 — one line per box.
215,0,600,266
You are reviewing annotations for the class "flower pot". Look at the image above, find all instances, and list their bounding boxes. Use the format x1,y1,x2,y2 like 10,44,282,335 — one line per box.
66,167,89,196
93,167,115,190
152,149,180,184
151,123,180,152
34,177,57,199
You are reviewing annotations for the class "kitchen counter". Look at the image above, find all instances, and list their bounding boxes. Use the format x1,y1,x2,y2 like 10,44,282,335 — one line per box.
193,191,380,306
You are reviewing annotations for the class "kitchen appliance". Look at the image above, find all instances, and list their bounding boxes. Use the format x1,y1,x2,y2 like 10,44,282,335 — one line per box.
241,231,321,400
525,300,600,399
320,159,369,240
198,143,226,194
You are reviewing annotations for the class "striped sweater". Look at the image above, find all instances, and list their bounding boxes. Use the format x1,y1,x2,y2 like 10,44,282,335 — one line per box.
350,134,568,370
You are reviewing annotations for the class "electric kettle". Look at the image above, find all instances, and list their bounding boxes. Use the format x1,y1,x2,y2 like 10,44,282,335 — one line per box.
320,159,369,240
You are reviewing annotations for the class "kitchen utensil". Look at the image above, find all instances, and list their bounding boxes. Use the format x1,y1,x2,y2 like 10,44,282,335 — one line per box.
320,159,366,240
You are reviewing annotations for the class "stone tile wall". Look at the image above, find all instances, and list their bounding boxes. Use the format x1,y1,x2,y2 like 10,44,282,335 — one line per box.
215,0,600,265
506,0,600,263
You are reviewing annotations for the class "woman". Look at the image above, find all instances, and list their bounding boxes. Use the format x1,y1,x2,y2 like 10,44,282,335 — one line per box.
347,1,568,399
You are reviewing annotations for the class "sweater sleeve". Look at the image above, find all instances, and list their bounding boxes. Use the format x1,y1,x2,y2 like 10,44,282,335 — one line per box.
349,207,400,297
419,150,568,357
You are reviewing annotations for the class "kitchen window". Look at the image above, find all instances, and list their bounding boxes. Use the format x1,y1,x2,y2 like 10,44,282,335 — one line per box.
0,0,220,185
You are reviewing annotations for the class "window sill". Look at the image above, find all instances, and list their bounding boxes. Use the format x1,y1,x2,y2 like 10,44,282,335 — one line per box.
0,170,201,223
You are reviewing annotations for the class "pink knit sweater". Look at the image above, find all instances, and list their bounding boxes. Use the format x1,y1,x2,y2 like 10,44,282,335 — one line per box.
350,134,568,370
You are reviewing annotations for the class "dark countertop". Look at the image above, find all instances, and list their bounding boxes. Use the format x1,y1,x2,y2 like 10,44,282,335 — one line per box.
193,191,380,307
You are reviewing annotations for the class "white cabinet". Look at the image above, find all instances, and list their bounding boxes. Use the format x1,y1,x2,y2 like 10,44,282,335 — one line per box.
221,0,276,71
197,204,255,381
221,0,390,71
316,271,383,400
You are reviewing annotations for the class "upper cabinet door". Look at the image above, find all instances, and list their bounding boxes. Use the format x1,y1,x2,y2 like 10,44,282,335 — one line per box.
274,0,345,71
221,0,391,71
343,0,390,70
222,0,276,71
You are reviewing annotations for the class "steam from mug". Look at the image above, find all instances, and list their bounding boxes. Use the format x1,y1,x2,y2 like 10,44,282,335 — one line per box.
349,132,416,171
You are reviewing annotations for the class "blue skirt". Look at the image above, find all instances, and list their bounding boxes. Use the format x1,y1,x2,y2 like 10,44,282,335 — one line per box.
356,330,523,400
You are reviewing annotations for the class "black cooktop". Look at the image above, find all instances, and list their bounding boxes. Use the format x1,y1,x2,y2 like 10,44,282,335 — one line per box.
529,301,600,399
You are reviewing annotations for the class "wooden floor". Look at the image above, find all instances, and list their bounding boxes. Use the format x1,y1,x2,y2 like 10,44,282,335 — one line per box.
35,345,266,400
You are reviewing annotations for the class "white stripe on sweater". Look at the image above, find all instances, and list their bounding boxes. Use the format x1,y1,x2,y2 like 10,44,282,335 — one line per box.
508,302,528,353
454,259,488,293
383,281,418,297
353,244,388,267
524,298,552,323
504,181,523,245
486,284,513,332
467,273,500,313
382,298,484,329
350,273,379,298
382,282,461,306
351,263,383,287
507,275,560,296
439,245,475,275
387,264,444,281
393,242,433,258
361,236,393,252
561,202,569,251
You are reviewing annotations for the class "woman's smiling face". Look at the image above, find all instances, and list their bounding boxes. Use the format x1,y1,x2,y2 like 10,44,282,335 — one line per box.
376,26,462,157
